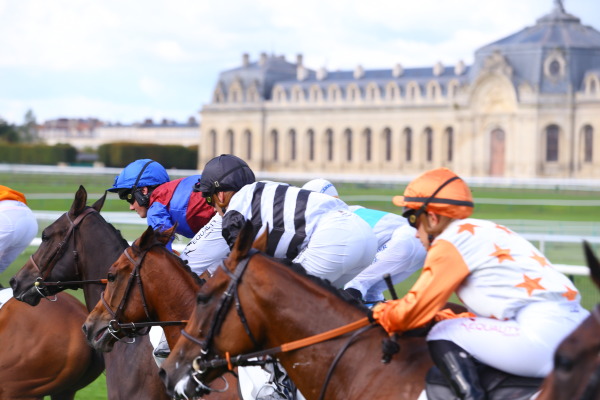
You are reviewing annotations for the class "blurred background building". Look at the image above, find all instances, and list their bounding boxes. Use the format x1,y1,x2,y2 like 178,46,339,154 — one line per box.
200,0,600,179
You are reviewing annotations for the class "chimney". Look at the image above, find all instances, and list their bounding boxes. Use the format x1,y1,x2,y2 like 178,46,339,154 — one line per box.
296,53,303,67
259,52,268,66
242,53,250,67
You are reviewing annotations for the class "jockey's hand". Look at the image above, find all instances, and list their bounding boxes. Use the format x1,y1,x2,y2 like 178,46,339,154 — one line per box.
372,301,396,334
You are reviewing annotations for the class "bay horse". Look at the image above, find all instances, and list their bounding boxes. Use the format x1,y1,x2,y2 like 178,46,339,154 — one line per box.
81,224,239,400
536,241,600,400
159,220,433,400
0,291,103,400
9,186,170,400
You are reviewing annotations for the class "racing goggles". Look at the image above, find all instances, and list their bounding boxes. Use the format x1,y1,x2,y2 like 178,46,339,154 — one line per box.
118,189,135,205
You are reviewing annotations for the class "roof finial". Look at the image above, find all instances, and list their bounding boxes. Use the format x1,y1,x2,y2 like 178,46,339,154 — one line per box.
554,0,565,13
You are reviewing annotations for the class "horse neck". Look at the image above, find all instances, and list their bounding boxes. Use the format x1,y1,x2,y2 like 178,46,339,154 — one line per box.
78,217,128,312
142,250,202,348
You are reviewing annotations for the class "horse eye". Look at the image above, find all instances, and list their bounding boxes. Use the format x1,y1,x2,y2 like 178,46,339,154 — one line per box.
554,354,574,372
41,232,49,241
196,293,210,304
107,273,116,283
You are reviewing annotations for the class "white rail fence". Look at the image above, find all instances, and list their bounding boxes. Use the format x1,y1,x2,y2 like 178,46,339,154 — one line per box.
29,212,597,277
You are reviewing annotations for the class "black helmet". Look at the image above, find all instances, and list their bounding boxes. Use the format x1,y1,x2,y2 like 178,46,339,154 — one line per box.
195,154,255,200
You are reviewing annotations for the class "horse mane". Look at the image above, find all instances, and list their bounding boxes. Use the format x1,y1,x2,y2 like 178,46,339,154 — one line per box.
273,256,370,314
88,206,130,249
151,227,205,287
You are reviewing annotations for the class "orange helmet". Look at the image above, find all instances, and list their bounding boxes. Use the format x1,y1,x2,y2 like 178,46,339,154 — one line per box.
392,168,474,221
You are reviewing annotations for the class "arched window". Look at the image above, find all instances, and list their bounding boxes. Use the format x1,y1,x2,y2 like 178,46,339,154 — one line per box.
445,127,454,162
227,130,234,154
289,129,297,161
545,125,559,162
583,125,593,163
326,129,334,161
364,128,372,162
244,130,252,160
271,130,279,161
384,128,392,161
345,129,353,161
210,130,217,158
591,80,598,95
425,127,433,162
307,129,315,161
404,128,412,162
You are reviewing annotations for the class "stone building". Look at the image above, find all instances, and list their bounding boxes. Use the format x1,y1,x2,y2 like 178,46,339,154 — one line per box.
200,1,600,179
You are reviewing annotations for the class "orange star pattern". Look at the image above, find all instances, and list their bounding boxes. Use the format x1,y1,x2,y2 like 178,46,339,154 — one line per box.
489,244,514,263
515,274,546,296
530,252,549,267
562,286,578,301
495,224,512,234
458,223,479,235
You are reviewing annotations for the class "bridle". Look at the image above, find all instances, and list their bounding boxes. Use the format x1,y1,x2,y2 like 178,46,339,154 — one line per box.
577,304,600,400
181,249,376,399
30,208,106,301
100,243,188,343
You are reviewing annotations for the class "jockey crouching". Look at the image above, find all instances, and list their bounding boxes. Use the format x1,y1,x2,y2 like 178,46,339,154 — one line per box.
372,167,589,400
192,154,378,399
302,179,426,306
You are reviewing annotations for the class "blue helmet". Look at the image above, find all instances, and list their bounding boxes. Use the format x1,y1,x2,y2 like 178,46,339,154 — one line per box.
107,159,170,192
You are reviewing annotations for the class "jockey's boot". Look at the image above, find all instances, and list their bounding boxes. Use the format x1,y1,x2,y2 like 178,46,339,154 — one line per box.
428,340,485,400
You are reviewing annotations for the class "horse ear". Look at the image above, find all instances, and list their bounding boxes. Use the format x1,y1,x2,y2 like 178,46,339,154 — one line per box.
230,220,256,263
156,224,177,246
583,241,600,289
252,224,268,252
91,190,107,212
70,185,88,216
138,225,155,250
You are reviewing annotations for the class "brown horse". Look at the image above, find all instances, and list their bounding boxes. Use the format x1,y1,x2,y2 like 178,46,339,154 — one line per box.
0,291,103,400
159,221,433,400
81,225,239,400
10,186,170,400
537,241,600,400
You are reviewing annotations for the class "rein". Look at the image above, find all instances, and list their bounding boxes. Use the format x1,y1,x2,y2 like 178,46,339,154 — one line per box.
184,249,377,398
101,244,188,342
30,208,102,300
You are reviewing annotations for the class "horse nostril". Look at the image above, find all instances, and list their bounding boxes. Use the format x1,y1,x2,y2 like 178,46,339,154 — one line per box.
9,277,17,291
82,324,88,336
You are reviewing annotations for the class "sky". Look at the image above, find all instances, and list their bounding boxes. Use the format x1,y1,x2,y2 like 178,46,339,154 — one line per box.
0,0,599,126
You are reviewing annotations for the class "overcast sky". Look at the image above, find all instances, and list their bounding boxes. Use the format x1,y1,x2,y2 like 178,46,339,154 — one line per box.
0,0,598,125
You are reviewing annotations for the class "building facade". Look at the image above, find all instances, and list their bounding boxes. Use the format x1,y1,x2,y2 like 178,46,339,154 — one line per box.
200,1,600,179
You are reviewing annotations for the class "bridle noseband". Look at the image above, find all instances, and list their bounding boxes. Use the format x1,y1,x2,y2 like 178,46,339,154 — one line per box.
30,207,99,300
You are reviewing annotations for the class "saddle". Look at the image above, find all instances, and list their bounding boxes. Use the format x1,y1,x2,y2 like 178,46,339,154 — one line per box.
425,361,542,400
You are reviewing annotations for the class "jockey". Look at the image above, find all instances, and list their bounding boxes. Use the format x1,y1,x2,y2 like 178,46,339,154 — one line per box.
0,186,38,275
108,159,215,366
193,154,378,287
302,178,426,305
372,167,589,400
108,159,215,251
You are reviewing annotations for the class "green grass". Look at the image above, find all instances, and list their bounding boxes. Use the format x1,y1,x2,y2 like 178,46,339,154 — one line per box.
1,171,599,399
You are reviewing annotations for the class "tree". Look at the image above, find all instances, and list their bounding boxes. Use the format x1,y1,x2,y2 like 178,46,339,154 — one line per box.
19,109,39,143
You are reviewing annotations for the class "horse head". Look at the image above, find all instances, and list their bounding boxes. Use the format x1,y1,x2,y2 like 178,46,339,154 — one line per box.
159,220,264,398
83,224,178,352
538,241,600,400
10,185,110,305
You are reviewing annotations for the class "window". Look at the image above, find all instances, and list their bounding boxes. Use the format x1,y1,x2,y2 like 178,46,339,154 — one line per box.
404,128,412,162
271,130,279,161
591,79,598,95
425,127,433,162
345,129,353,161
289,129,297,161
326,129,334,161
307,129,315,161
364,129,372,162
445,127,454,162
549,60,560,77
227,130,234,154
244,130,252,160
584,125,593,163
545,125,559,162
384,128,392,161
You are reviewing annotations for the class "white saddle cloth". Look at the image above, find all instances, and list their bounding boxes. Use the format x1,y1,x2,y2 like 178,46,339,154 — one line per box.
0,288,14,310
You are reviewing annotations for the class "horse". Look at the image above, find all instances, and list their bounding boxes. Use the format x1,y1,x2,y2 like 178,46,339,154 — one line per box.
159,220,433,400
0,291,103,400
80,224,240,400
9,186,170,400
536,241,600,400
